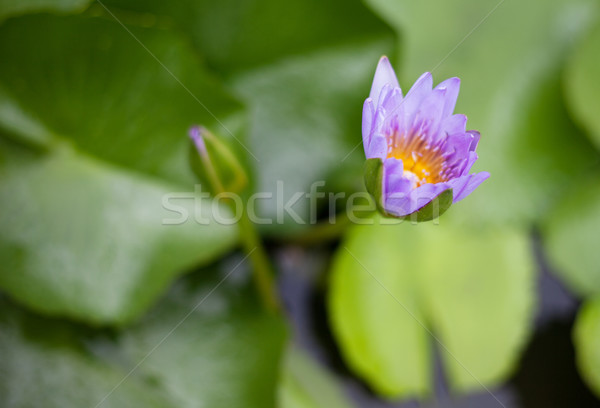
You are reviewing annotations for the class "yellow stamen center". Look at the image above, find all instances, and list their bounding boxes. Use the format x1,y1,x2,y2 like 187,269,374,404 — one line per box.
387,132,446,187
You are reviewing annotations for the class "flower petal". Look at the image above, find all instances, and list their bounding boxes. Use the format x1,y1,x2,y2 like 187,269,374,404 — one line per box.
381,87,403,114
362,98,374,149
369,56,400,105
441,114,467,136
443,130,480,176
382,92,406,137
403,72,433,120
384,180,451,217
434,77,460,118
382,157,412,197
466,130,481,151
376,83,393,108
454,151,481,176
447,171,490,202
413,87,447,142
366,133,387,160
445,132,473,159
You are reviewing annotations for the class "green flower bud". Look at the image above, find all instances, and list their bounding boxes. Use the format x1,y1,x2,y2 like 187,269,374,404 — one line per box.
189,126,248,195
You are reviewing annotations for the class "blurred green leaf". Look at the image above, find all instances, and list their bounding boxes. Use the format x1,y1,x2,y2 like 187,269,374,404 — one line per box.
566,20,600,150
0,139,238,324
116,264,288,408
0,263,287,408
328,215,534,398
0,299,176,408
0,0,91,21
0,14,245,185
279,347,354,408
101,0,396,234
573,297,600,398
0,14,246,323
329,219,430,398
366,0,600,226
542,175,600,297
101,0,393,76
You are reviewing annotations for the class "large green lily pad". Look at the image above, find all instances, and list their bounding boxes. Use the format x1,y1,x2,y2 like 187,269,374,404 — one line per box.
543,175,600,297
0,262,287,407
0,14,244,324
328,215,534,398
565,20,600,150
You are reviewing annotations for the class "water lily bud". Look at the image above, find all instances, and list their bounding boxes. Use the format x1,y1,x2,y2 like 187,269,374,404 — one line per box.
362,56,489,222
188,126,248,195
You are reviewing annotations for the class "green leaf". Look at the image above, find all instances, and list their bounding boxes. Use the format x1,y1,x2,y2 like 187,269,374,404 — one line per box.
117,265,288,408
279,347,355,408
573,297,600,398
542,175,600,297
101,0,396,234
0,14,245,323
0,0,91,21
366,0,600,226
0,14,245,185
0,139,238,324
0,263,287,408
329,218,430,397
0,300,177,408
566,20,600,149
328,215,535,398
101,0,394,76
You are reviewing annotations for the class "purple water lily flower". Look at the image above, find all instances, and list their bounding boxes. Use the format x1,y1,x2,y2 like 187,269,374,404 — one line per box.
362,56,489,220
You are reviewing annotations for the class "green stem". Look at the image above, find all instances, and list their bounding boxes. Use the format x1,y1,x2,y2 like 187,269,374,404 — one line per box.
201,150,280,313
238,213,281,313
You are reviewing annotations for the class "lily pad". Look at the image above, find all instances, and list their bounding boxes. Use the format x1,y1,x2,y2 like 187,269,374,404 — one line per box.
0,138,238,324
328,215,534,398
573,297,600,398
116,262,287,408
0,14,245,184
542,175,600,297
0,14,244,324
0,262,287,408
0,298,175,408
279,347,354,408
566,20,600,149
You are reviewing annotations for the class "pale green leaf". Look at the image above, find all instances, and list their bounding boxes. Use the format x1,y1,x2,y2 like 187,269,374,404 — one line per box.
566,21,600,149
543,175,600,297
328,215,535,398
279,347,354,408
573,297,600,398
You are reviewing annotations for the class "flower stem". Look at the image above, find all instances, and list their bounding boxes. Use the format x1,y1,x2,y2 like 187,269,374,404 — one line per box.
238,213,281,313
199,148,280,313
